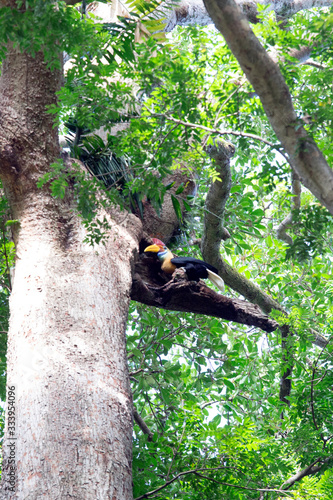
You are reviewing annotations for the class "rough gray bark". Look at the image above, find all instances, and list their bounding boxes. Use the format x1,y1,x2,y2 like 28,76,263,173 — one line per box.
203,0,333,216
0,46,141,499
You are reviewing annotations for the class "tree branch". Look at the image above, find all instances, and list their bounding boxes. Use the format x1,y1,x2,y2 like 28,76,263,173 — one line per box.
134,465,293,500
202,139,234,247
201,139,284,315
131,269,278,333
203,0,333,216
310,329,329,348
281,457,333,490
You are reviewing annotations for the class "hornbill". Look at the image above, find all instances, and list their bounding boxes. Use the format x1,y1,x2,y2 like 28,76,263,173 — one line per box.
144,239,224,291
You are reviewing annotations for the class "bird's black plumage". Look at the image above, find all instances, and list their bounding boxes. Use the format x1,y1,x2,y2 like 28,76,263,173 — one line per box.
170,257,218,281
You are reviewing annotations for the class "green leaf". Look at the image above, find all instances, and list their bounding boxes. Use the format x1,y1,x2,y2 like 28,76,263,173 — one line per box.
171,194,183,222
175,183,184,195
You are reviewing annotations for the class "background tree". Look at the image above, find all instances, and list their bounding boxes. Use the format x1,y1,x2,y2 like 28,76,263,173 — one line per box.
0,0,333,499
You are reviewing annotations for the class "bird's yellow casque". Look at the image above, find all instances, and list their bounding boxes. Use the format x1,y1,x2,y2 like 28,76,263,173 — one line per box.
144,240,224,291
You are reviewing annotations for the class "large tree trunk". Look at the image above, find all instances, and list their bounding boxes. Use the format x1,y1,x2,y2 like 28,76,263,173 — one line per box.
0,46,141,499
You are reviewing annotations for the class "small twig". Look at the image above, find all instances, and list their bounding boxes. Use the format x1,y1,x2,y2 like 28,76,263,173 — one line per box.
194,472,292,496
147,110,280,149
201,400,219,409
129,368,144,376
145,393,164,432
310,366,320,433
133,408,154,441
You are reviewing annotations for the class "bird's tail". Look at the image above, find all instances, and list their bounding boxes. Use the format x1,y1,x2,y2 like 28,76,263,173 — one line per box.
207,269,225,292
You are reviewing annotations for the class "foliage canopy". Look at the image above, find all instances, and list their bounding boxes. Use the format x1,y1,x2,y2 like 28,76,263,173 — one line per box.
1,1,333,498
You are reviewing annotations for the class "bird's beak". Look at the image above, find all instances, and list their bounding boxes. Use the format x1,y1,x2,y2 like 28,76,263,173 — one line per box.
144,244,161,253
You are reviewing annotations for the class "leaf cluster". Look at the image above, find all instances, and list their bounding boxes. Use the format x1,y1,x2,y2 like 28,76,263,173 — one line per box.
128,302,333,499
